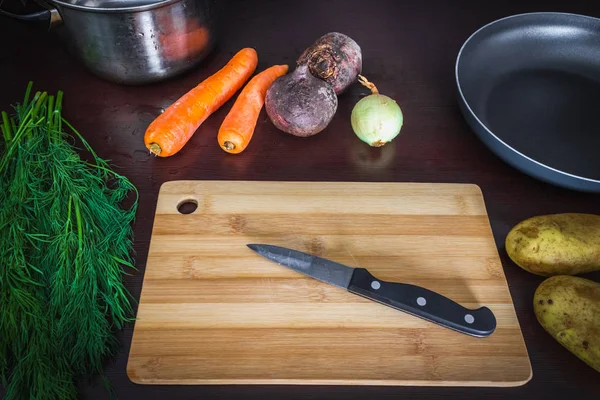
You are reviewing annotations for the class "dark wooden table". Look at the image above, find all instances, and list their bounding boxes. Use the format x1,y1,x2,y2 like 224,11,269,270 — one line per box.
1,0,599,398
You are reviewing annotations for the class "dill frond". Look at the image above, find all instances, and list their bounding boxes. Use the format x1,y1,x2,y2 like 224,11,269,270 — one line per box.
0,82,139,399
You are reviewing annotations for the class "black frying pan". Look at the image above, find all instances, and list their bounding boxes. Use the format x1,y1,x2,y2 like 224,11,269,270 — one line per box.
456,12,600,192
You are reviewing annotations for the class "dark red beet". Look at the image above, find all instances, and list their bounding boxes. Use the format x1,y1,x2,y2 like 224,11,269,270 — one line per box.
297,32,362,95
265,65,337,137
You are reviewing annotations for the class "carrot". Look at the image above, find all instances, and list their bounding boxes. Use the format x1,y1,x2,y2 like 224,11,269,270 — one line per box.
218,64,289,154
144,48,258,157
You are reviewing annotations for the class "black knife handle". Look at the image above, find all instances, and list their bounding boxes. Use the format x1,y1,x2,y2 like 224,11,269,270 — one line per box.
348,268,496,337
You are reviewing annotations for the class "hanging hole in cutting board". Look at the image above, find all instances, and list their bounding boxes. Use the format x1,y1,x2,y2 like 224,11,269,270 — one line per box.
177,199,198,214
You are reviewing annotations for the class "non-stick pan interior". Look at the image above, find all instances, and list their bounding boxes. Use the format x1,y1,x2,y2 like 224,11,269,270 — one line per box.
457,13,600,188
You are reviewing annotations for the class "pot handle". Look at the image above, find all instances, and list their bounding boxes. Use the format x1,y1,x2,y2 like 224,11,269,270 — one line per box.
0,1,62,28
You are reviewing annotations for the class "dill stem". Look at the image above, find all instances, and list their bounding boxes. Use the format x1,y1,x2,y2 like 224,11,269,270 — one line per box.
74,197,83,251
74,197,83,283
29,91,47,141
55,91,63,132
47,96,55,129
23,81,33,109
31,91,47,121
10,117,17,138
12,106,35,139
2,111,12,141
65,197,72,234
47,95,59,143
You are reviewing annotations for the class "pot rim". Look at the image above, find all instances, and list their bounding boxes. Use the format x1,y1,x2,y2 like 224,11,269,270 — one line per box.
50,0,181,13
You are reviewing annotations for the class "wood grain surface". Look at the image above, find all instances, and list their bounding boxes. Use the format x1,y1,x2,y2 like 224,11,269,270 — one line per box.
127,181,531,386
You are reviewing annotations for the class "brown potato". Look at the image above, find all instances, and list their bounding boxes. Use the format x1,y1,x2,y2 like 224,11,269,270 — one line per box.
505,213,600,276
534,275,600,373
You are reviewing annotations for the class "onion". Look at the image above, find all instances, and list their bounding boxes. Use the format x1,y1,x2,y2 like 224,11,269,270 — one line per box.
350,75,403,147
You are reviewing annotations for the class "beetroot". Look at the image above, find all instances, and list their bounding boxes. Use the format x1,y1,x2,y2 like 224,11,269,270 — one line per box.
265,32,361,137
265,65,337,137
297,32,362,95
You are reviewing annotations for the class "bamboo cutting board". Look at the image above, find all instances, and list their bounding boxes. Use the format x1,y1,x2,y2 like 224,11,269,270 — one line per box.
127,181,532,386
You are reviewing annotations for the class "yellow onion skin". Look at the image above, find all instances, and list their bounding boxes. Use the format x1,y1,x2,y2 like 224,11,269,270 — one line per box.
351,94,403,146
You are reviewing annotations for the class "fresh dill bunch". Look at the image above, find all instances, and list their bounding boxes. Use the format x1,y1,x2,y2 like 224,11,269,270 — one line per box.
0,82,139,399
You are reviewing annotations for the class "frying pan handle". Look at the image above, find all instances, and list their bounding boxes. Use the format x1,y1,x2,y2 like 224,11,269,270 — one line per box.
0,0,62,28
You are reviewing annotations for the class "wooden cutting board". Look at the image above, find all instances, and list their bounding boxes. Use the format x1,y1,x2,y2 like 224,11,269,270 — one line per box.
127,181,532,386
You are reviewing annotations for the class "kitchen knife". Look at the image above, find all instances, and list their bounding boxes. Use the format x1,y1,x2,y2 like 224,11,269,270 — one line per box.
247,244,496,337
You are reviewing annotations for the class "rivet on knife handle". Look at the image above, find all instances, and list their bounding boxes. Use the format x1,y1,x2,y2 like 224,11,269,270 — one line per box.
348,268,497,337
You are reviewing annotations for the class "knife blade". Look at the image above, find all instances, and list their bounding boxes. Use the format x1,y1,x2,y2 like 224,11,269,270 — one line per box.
247,244,496,338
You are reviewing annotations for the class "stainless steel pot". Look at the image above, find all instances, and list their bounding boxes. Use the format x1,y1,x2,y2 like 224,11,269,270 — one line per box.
2,0,217,84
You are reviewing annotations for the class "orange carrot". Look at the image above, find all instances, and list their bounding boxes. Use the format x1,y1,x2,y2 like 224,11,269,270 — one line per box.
218,64,289,154
144,48,258,157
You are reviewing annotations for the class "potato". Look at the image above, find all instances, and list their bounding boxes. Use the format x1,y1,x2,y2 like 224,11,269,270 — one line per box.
534,275,600,372
505,213,600,276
